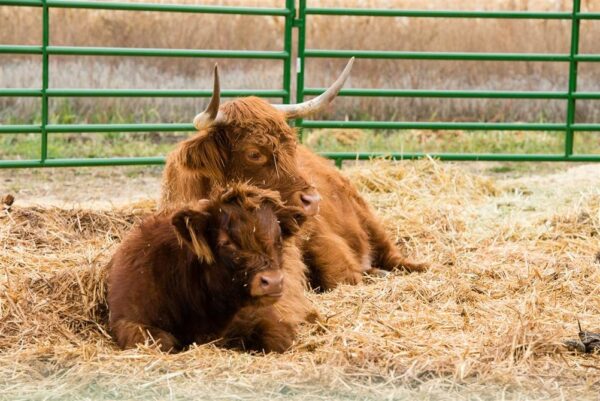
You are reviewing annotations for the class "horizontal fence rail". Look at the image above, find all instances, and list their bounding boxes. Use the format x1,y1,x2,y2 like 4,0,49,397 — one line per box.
0,45,289,59
1,0,290,15
1,0,599,168
0,89,289,97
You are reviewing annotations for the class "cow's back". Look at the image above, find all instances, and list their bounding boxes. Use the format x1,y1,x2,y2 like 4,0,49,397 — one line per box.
108,216,191,335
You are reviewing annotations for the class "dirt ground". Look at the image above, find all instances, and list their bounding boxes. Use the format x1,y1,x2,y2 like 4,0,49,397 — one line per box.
0,166,164,209
1,161,599,212
1,160,599,401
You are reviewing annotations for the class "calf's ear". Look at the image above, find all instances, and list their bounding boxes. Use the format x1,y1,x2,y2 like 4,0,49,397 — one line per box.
276,206,307,239
176,129,227,182
171,202,214,264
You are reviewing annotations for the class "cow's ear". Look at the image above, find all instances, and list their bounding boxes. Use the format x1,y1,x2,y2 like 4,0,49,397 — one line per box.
276,206,307,239
171,201,214,264
176,129,227,182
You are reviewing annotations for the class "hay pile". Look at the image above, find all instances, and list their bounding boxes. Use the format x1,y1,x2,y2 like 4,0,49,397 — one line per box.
1,159,599,400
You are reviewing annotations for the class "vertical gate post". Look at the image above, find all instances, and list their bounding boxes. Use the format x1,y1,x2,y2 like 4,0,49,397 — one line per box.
282,0,295,105
41,0,50,162
294,0,307,140
565,0,581,157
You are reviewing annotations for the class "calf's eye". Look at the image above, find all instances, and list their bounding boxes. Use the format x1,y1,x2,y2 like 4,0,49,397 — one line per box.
245,150,267,164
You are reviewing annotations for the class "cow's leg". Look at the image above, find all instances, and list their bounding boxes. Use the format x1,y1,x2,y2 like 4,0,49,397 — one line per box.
304,231,366,290
222,306,296,353
363,213,427,273
111,319,179,352
256,316,296,353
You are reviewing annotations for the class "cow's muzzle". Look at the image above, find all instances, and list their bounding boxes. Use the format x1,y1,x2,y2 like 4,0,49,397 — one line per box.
250,270,284,299
294,189,321,216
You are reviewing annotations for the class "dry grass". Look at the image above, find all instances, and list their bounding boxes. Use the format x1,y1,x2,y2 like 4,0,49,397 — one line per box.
2,0,600,123
1,159,599,400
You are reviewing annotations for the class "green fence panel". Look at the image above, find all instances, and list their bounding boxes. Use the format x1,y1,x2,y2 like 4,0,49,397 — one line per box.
1,0,599,168
0,0,295,167
296,0,600,167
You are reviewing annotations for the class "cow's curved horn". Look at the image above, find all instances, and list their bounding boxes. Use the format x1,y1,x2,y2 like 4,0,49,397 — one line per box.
193,64,225,131
275,57,354,120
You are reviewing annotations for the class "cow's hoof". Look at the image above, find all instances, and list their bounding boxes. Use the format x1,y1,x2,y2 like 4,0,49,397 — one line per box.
366,268,390,278
399,260,428,273
347,272,363,285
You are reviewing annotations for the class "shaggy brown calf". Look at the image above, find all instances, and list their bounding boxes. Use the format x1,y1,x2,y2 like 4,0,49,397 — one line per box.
108,184,306,352
160,60,425,291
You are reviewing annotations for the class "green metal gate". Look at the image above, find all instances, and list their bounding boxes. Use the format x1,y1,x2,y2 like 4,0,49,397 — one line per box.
1,0,599,168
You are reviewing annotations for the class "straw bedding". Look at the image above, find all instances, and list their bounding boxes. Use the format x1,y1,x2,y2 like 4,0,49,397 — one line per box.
0,159,598,400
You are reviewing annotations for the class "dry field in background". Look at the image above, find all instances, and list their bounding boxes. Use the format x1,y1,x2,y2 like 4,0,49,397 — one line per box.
2,0,600,123
0,159,599,400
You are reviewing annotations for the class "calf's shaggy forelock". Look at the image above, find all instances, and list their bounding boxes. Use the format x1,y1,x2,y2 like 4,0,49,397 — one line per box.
108,184,306,352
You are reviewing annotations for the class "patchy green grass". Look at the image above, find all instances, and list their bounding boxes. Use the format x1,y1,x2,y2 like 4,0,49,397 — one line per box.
301,128,576,155
0,133,185,160
1,107,599,164
2,128,599,161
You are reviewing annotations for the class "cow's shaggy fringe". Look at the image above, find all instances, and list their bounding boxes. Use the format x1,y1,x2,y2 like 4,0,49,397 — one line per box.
1,159,599,400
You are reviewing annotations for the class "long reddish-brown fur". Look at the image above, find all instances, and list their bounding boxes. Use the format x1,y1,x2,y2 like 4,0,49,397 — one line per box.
293,147,426,289
159,96,424,344
109,184,306,352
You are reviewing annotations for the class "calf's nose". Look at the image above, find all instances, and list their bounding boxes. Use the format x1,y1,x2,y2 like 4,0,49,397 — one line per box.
257,271,284,296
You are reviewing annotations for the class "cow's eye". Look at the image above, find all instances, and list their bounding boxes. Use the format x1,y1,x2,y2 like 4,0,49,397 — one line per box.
245,149,267,164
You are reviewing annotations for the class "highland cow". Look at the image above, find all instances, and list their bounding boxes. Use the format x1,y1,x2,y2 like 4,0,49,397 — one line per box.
160,59,425,292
